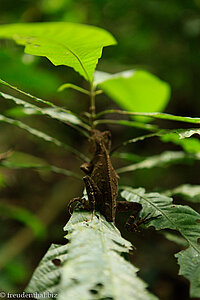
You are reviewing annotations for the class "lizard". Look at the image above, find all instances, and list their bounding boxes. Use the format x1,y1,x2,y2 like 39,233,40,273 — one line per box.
68,129,155,228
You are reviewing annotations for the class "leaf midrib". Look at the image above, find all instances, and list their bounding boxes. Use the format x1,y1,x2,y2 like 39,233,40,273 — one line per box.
123,187,200,254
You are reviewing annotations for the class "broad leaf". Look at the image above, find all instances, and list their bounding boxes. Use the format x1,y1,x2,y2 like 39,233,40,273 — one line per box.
26,243,68,294
121,187,200,298
0,114,89,162
94,70,170,118
26,212,158,300
117,151,200,174
0,23,116,82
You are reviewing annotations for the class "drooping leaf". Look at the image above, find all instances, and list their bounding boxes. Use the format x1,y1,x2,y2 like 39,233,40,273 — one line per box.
0,151,81,180
95,109,200,125
0,23,116,82
0,114,89,162
112,128,200,154
0,202,46,238
161,132,200,154
94,70,171,119
121,187,200,298
175,247,200,298
94,118,158,131
117,151,200,174
165,184,200,203
26,212,158,300
0,92,89,131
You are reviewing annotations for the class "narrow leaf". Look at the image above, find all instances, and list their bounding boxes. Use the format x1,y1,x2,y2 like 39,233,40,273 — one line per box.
117,151,200,174
95,109,200,125
0,92,90,131
0,23,116,82
0,114,89,162
0,202,46,237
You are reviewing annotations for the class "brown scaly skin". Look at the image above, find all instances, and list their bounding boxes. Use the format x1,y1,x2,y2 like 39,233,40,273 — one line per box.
68,129,158,228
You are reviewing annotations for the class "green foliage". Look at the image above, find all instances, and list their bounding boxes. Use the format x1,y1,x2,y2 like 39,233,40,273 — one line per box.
117,151,200,174
0,20,199,298
121,187,200,298
95,70,170,118
26,212,158,300
0,202,46,237
0,22,116,82
0,151,81,180
165,184,200,203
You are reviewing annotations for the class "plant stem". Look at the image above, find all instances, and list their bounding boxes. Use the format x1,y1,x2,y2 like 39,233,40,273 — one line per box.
89,84,96,129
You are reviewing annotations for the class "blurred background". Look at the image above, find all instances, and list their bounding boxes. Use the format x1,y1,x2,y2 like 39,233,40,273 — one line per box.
0,1,200,299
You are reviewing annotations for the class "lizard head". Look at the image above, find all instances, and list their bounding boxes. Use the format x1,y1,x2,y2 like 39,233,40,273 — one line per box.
89,130,112,153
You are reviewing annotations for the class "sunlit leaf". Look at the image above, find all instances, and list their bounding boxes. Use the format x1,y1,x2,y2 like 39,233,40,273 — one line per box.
0,23,116,82
121,187,200,298
94,70,170,119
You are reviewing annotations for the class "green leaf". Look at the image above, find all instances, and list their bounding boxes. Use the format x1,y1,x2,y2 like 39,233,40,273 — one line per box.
94,70,171,119
0,202,46,238
161,132,200,154
0,23,116,82
0,114,89,162
165,184,200,203
26,212,158,300
0,151,81,180
175,247,200,298
112,128,200,154
95,109,200,125
26,243,68,294
0,92,89,131
117,151,200,174
121,187,200,298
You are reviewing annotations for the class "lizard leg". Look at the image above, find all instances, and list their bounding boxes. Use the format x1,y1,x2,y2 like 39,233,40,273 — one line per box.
83,175,102,219
126,212,161,232
68,197,92,215
116,201,142,231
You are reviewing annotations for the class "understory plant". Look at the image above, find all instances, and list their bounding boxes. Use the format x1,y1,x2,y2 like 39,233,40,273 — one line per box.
0,22,199,299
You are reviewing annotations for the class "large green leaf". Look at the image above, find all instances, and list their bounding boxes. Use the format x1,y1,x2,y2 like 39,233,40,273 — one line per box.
94,70,171,117
121,187,200,298
0,23,116,82
26,212,158,300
